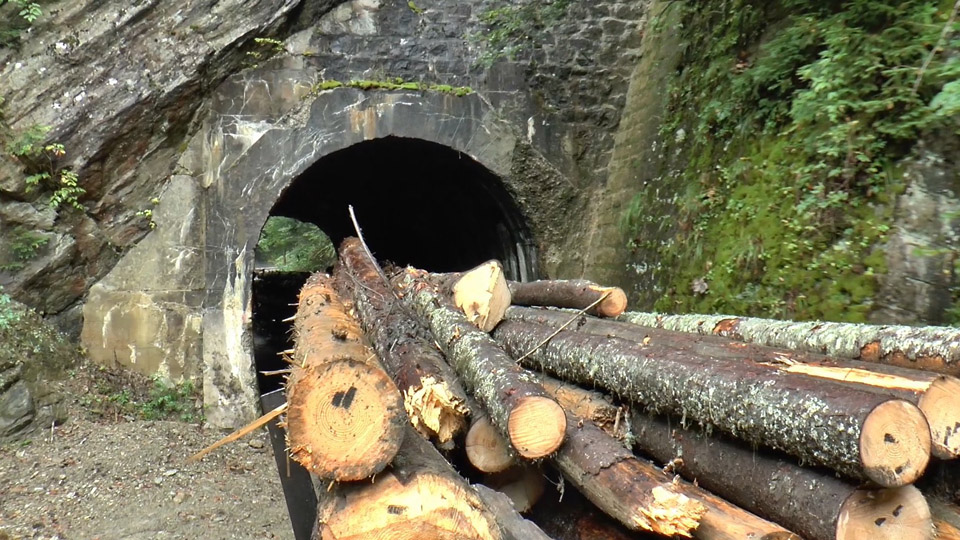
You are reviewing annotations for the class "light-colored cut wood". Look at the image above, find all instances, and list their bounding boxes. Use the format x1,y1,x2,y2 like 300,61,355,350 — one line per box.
466,415,516,473
453,260,512,332
860,400,931,486
507,395,567,459
836,486,932,540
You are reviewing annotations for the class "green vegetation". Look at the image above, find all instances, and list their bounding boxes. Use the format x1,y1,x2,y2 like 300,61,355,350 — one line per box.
0,228,50,272
311,77,473,96
623,0,960,322
5,124,86,212
81,374,201,422
472,0,571,67
0,0,42,47
255,216,336,272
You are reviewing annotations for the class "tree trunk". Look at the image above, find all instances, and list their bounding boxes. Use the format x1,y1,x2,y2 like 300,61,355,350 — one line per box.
492,319,931,486
553,412,706,537
539,375,630,441
393,268,567,460
336,238,470,445
286,273,405,482
312,426,501,540
629,408,932,540
509,306,960,460
508,279,628,318
619,312,960,377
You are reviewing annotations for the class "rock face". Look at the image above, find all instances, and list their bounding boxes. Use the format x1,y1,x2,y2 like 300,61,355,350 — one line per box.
0,294,73,441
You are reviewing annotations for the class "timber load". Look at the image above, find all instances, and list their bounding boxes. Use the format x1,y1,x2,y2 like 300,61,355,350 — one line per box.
210,239,960,539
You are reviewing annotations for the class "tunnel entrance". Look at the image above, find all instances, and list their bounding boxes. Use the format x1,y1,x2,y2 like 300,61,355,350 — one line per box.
252,136,539,393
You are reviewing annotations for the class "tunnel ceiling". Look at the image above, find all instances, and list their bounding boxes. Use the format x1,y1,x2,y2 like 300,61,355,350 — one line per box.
268,136,537,280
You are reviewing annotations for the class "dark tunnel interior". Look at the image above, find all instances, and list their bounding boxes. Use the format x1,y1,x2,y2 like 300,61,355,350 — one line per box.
252,136,539,393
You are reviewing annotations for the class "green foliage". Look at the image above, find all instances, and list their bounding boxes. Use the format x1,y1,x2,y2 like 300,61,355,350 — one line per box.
311,77,473,96
407,1,424,15
0,0,41,46
6,125,86,212
140,378,199,422
256,216,336,273
624,0,959,322
0,228,50,272
472,0,570,67
0,288,23,329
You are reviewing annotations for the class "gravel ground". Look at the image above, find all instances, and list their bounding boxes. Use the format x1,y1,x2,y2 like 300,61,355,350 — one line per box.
0,371,293,540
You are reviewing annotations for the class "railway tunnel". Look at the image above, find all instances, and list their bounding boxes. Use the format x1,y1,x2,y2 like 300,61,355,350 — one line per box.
251,136,540,393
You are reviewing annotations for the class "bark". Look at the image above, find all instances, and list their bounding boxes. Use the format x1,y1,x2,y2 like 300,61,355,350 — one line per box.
508,279,628,318
619,312,960,377
630,409,932,540
394,268,566,459
553,412,706,537
286,273,405,482
312,426,501,540
492,319,931,486
539,375,631,441
336,238,470,445
473,485,553,540
510,306,960,460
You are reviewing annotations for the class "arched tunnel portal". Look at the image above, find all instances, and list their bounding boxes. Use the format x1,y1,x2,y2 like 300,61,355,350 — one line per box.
252,136,540,393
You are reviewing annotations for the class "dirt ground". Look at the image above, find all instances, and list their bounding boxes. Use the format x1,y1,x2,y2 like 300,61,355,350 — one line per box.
0,366,293,540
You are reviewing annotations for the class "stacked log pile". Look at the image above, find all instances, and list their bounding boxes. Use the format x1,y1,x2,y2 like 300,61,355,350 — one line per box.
271,237,959,540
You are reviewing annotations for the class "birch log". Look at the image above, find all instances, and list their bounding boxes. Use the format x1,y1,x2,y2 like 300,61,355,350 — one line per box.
619,312,960,377
509,306,960,459
394,268,566,459
286,273,405,481
629,409,932,540
492,319,932,486
337,238,470,445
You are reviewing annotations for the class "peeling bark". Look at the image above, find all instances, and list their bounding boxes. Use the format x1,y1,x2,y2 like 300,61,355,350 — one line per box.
619,312,960,377
393,268,566,459
492,319,931,486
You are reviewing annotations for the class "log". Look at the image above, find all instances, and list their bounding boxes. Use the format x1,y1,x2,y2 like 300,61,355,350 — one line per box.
312,426,501,540
286,273,405,482
394,268,566,459
930,500,960,540
619,311,960,377
629,408,932,540
509,306,960,460
453,260,512,332
482,465,546,513
492,318,932,486
466,414,517,473
553,412,706,537
336,237,470,445
527,485,639,540
473,484,554,540
508,279,628,318
539,374,630,442
537,371,801,540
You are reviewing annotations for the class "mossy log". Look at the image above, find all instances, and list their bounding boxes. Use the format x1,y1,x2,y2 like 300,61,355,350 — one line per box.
507,279,628,318
492,319,931,486
312,426,501,540
286,273,405,481
629,409,932,540
553,412,706,537
619,312,960,377
510,306,960,460
393,268,566,459
336,238,470,445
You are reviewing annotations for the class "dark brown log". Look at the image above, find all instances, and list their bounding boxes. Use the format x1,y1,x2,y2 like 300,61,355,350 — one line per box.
553,412,706,537
286,273,405,482
508,279,628,318
394,268,567,459
629,408,932,540
510,306,960,460
312,426,501,540
619,311,960,377
492,318,932,486
336,238,470,445
537,372,801,540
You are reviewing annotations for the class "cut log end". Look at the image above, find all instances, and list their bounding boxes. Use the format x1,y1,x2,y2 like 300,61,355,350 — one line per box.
592,286,628,318
466,415,516,473
859,400,931,487
837,486,933,540
917,376,960,459
637,485,705,538
286,359,405,481
453,260,511,332
507,396,567,459
316,471,501,540
482,466,546,514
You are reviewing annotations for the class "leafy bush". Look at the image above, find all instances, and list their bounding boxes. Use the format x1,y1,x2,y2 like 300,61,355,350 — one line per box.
255,216,336,272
